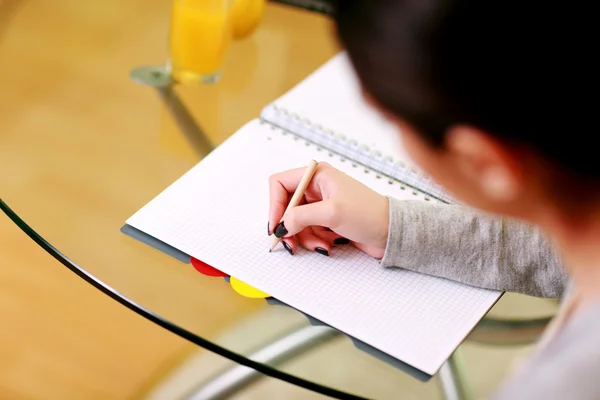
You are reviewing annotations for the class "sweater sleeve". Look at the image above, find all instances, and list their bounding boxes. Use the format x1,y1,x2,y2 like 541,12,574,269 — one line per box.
380,197,568,298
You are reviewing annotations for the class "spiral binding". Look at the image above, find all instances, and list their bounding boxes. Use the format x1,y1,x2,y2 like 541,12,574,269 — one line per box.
261,104,456,204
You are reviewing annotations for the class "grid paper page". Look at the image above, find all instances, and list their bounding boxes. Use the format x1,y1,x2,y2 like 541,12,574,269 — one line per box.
127,120,501,375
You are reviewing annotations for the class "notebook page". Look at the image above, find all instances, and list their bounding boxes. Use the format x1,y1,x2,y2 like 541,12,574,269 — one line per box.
126,120,501,375
263,52,414,164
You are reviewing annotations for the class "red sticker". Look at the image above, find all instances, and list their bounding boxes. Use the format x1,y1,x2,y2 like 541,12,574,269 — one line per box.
190,257,228,277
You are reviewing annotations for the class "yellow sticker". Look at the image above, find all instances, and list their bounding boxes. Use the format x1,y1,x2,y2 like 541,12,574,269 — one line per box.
230,277,270,298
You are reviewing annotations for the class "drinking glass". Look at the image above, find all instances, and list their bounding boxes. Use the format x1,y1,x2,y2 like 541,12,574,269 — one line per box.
169,0,234,84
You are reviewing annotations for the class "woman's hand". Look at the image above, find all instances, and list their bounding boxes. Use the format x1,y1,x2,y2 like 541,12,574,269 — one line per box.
268,162,389,258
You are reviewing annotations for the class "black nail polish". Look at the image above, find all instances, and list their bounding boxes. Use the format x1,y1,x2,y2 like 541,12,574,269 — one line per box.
315,247,329,256
268,221,271,235
282,241,294,256
274,222,288,238
334,238,350,245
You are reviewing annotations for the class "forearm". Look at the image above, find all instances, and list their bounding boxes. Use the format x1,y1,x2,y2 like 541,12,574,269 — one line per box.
380,197,567,298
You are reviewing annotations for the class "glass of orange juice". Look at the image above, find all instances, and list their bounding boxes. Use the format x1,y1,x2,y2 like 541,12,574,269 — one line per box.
169,0,234,84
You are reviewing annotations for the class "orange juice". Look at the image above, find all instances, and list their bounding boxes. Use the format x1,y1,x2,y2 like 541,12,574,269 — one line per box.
231,0,266,39
169,0,233,84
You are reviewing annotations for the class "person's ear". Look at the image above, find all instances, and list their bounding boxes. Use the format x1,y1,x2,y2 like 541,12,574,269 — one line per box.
445,125,523,202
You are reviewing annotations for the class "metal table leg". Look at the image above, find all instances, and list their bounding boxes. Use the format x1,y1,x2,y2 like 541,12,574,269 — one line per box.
183,325,341,400
177,314,550,400
130,65,214,157
466,316,552,346
438,349,473,400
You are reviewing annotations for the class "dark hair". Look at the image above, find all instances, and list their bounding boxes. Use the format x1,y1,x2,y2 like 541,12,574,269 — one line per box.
334,0,596,181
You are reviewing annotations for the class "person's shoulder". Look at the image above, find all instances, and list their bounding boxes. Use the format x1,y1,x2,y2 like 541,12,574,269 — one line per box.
492,302,600,400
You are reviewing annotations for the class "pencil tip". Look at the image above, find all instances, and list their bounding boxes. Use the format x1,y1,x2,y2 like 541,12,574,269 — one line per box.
269,249,272,253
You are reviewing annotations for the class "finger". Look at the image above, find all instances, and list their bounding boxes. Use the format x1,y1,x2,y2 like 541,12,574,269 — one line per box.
281,236,297,256
268,167,313,234
272,199,337,238
312,226,346,246
296,227,331,256
269,197,306,236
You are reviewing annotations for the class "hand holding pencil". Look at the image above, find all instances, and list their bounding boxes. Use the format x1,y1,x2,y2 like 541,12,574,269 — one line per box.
267,162,390,259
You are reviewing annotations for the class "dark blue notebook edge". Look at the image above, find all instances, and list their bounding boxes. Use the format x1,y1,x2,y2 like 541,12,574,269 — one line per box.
121,224,191,264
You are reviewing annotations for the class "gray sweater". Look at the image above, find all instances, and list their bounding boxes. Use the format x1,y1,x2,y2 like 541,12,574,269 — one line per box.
381,198,600,399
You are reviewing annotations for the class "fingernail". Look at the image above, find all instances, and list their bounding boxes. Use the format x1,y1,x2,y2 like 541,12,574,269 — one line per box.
274,222,288,238
315,247,329,256
282,241,294,256
267,221,271,235
334,238,350,245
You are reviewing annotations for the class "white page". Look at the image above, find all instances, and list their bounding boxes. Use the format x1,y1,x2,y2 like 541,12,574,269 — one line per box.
127,120,501,375
264,52,415,164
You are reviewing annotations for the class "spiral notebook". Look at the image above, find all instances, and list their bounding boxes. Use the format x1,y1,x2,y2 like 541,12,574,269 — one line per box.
125,53,502,377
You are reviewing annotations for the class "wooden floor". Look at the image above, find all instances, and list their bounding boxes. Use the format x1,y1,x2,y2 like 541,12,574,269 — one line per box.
0,1,337,398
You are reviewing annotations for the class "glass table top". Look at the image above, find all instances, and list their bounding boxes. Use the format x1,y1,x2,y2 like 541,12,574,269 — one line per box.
0,1,558,399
